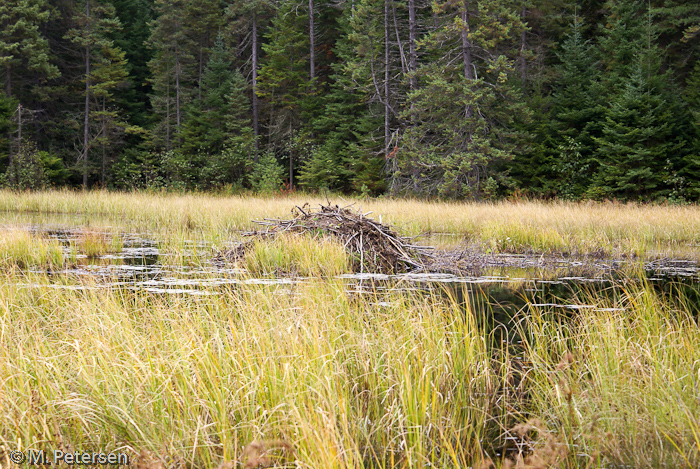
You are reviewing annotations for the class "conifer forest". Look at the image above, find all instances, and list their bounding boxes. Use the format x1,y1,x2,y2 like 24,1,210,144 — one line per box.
1,0,699,201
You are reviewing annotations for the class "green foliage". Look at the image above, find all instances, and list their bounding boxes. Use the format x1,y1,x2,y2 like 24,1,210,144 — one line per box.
40,151,70,187
298,142,343,191
110,0,153,128
590,67,679,200
0,0,699,202
0,0,60,98
548,17,605,198
3,141,47,190
199,144,252,191
257,0,312,149
182,36,245,156
110,147,165,189
0,95,16,163
555,136,589,200
250,151,284,193
395,0,529,199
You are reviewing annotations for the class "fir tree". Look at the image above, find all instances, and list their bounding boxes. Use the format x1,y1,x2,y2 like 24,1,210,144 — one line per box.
182,36,237,156
111,0,154,128
65,0,124,187
0,0,59,98
591,67,678,200
590,1,690,201
395,0,529,198
147,0,197,150
257,0,312,188
548,16,605,198
299,2,383,194
181,36,254,188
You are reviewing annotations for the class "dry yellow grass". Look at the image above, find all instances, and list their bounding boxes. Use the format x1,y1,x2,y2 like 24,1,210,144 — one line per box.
0,190,697,257
0,229,64,268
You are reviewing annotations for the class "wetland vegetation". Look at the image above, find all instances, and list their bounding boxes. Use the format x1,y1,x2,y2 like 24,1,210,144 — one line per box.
1,190,699,468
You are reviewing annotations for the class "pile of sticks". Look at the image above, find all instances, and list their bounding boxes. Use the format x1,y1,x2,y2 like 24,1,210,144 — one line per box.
218,203,433,274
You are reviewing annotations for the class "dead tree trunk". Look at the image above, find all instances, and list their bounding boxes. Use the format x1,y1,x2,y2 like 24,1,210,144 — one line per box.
252,13,260,159
309,0,315,82
384,0,390,154
408,0,417,91
519,6,527,82
175,42,182,143
82,0,91,189
5,67,11,97
461,0,474,118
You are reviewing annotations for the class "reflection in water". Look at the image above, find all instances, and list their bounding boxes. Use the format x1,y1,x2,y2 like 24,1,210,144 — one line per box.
5,225,700,308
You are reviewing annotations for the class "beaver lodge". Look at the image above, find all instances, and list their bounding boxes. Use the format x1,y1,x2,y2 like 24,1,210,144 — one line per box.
214,203,434,274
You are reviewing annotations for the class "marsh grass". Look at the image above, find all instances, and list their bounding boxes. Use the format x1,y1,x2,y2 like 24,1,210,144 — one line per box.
1,190,700,258
244,233,350,277
0,274,501,468
517,282,700,468
73,230,123,257
0,229,64,268
0,264,698,467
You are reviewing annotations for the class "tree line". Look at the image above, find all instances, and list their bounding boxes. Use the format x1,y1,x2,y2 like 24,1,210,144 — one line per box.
1,0,699,201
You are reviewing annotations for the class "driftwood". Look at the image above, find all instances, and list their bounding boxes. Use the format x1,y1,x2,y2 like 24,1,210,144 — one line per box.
214,203,433,274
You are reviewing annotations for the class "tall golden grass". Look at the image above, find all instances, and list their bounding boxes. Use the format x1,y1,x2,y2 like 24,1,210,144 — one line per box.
1,191,699,467
0,269,697,467
0,275,498,468
0,189,698,257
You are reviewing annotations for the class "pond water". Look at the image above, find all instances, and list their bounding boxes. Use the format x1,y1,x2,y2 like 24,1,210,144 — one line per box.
3,214,700,320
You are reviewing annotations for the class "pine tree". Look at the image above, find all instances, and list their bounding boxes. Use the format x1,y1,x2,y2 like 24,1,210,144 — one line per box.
395,0,529,198
591,67,678,200
186,0,224,101
336,0,406,191
65,0,123,188
257,0,312,189
0,0,59,98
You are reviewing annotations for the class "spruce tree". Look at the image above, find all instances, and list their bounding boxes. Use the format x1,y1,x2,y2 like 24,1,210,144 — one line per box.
0,0,59,98
225,0,277,157
181,36,254,189
591,67,678,200
0,94,16,170
147,0,197,150
395,0,529,198
257,0,312,189
590,1,689,201
548,16,605,198
677,61,700,199
110,0,153,128
299,1,382,194
182,36,236,157
65,0,124,187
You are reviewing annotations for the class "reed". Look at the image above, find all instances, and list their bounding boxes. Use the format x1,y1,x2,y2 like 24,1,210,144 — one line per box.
243,233,350,277
517,282,700,468
0,229,64,268
0,190,699,258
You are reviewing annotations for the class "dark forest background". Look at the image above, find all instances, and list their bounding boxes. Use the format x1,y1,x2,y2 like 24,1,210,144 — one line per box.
1,0,699,201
